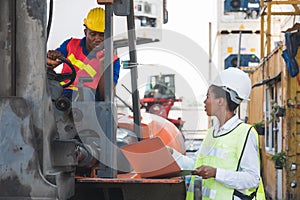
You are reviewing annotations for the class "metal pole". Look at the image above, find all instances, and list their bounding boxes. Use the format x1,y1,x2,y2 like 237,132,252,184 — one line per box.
104,5,114,102
194,176,202,200
208,22,212,82
10,0,16,96
127,0,142,140
237,30,243,118
260,0,265,59
237,31,242,68
266,2,271,56
99,4,116,178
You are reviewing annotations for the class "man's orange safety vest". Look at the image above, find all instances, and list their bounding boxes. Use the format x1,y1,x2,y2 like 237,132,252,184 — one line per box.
62,38,118,90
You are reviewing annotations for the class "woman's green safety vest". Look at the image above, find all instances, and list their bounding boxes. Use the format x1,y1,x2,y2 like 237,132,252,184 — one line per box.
186,123,266,200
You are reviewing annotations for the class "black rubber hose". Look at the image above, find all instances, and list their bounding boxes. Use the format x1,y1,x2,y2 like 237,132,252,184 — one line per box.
46,0,53,42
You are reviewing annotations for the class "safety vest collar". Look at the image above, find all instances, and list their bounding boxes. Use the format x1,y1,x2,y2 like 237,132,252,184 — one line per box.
80,37,90,56
213,122,243,138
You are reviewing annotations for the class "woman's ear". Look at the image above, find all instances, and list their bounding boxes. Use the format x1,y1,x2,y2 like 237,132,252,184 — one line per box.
218,97,225,106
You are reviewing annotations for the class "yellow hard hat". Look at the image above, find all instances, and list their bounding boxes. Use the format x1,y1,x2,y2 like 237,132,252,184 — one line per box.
84,7,105,32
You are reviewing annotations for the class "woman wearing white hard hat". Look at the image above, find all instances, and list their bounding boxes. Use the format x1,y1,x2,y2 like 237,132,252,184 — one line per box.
170,68,266,200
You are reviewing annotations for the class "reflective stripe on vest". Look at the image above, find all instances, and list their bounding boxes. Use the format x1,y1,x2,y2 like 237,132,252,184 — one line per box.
186,123,265,200
67,53,97,77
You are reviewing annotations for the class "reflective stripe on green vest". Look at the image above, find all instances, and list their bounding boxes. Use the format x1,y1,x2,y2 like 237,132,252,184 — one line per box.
186,123,266,200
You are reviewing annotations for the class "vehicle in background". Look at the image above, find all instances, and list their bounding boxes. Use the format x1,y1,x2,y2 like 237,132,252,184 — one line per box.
140,74,185,130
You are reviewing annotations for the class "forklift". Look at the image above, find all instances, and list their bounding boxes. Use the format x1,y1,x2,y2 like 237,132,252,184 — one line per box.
141,74,185,130
0,0,201,199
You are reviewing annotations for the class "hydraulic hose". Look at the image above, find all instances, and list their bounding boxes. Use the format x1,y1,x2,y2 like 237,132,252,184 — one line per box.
46,0,53,42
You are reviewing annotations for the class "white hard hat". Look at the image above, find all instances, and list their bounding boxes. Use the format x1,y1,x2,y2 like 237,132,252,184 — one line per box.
212,67,251,104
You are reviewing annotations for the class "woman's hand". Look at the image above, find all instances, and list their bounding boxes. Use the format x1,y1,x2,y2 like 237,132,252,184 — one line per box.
192,165,216,179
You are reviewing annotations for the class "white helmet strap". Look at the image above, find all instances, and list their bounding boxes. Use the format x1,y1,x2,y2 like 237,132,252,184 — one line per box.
222,86,243,104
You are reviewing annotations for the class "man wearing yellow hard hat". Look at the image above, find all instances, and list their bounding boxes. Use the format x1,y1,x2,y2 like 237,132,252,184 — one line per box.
47,7,120,101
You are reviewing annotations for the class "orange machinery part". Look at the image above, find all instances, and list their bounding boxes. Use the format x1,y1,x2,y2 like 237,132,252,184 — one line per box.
117,112,186,155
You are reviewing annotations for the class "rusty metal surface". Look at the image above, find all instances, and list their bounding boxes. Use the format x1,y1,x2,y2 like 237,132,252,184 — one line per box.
76,176,185,183
72,176,186,200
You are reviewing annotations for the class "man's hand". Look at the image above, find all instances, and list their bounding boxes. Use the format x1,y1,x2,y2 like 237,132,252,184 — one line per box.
192,165,216,179
47,50,64,70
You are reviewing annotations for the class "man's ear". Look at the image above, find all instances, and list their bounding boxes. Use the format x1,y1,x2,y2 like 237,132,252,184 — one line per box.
84,29,87,36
